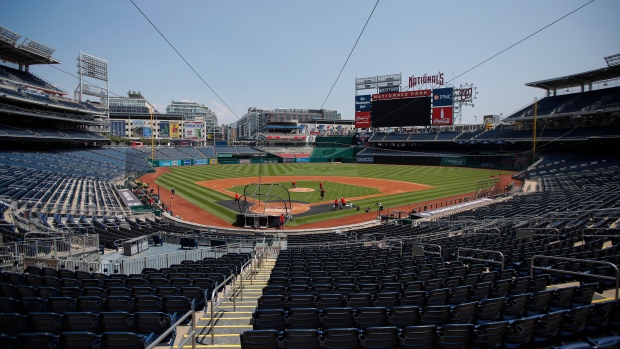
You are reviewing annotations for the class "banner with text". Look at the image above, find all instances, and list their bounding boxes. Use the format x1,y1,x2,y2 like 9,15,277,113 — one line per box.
171,123,181,139
372,89,431,101
355,111,371,128
432,87,454,107
432,107,453,125
159,121,170,138
355,95,371,112
184,122,203,140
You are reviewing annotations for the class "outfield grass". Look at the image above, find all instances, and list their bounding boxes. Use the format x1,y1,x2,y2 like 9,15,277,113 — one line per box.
154,163,511,226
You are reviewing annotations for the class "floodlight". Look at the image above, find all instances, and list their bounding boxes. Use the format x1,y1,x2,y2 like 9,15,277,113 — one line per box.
19,38,55,58
0,25,21,45
604,53,620,67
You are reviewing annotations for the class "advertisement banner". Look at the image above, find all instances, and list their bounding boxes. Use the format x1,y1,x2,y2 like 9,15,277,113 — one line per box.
194,159,209,165
110,120,126,137
379,86,399,94
372,90,431,101
432,87,453,107
355,111,371,128
218,154,233,158
441,157,466,166
159,121,170,138
183,160,192,166
432,107,453,125
356,156,374,163
142,127,152,137
171,123,181,139
239,159,251,164
131,120,146,138
209,159,218,165
355,95,372,112
159,160,182,167
295,158,310,163
356,73,401,90
219,159,239,164
282,158,294,163
184,122,203,140
116,189,142,207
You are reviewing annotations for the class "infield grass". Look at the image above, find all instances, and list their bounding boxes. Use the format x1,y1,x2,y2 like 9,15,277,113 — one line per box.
153,163,512,226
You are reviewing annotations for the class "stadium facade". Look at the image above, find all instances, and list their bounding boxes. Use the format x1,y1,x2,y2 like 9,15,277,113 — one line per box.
230,107,341,139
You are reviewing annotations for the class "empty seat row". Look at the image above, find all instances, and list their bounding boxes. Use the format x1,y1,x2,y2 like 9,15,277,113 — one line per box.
1,274,221,289
0,291,204,314
254,295,617,332
0,331,153,349
258,283,596,313
0,311,176,342
241,321,620,349
265,274,552,297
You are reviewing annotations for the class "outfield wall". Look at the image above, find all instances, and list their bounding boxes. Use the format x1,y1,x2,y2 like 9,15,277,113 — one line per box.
358,154,525,170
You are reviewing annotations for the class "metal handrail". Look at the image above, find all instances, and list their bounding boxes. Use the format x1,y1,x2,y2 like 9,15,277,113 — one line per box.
145,308,196,349
412,243,442,259
457,247,505,270
581,227,620,243
209,252,260,344
530,255,620,300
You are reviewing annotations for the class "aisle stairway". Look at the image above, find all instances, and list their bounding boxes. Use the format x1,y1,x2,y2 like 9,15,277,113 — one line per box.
176,257,275,348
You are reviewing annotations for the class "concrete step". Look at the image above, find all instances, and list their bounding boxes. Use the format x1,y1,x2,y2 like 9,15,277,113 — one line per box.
181,258,274,349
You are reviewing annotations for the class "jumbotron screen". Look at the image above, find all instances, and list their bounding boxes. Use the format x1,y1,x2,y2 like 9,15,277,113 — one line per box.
371,97,431,127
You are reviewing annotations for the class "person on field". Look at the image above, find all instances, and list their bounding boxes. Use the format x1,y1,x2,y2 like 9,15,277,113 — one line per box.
171,187,175,199
234,193,240,204
320,188,325,200
334,198,339,210
292,182,297,188
279,213,285,229
319,181,323,190
340,197,346,209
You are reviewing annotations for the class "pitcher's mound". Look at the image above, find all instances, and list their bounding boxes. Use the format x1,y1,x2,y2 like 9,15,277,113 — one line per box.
289,187,314,192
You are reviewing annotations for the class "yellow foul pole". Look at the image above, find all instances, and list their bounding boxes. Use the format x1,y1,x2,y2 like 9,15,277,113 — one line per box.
150,110,155,162
532,97,537,161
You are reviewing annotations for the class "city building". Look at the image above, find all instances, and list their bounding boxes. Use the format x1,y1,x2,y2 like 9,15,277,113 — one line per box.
166,100,220,143
108,92,185,144
233,107,342,139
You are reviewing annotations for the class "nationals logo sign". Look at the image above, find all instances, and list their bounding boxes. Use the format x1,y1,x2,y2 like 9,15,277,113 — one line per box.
457,88,472,101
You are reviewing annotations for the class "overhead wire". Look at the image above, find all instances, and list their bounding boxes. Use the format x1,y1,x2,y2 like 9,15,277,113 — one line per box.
129,0,239,119
446,0,595,85
320,0,380,110
372,0,595,127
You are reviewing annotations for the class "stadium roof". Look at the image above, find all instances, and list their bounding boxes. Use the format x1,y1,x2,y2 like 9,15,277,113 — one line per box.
0,40,61,65
0,26,61,66
525,65,620,91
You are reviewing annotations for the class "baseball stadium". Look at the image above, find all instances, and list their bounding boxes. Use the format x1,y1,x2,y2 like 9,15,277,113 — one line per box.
1,7,620,349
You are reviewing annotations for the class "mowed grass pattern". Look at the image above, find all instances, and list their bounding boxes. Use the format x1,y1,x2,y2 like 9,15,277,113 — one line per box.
154,163,511,226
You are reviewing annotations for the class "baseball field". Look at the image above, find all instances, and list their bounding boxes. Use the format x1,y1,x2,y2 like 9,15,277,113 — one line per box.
141,163,515,228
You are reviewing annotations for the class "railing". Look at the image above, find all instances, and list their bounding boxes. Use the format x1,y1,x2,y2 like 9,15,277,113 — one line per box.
457,247,505,271
581,227,620,243
515,228,560,241
412,243,442,259
100,244,253,275
146,309,196,349
286,240,365,251
209,252,261,344
530,255,619,300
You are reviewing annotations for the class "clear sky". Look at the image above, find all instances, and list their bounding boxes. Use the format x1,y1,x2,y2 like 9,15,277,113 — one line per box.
1,0,619,126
